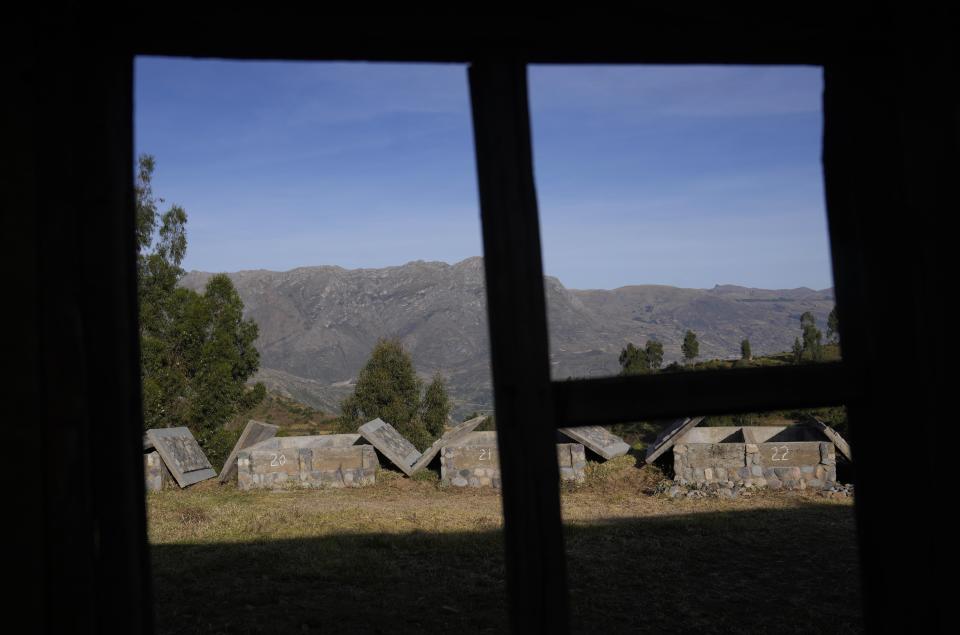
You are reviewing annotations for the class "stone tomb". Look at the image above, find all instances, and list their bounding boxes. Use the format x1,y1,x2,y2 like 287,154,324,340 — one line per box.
663,423,849,490
440,431,586,488
144,427,217,489
236,434,379,490
219,419,279,483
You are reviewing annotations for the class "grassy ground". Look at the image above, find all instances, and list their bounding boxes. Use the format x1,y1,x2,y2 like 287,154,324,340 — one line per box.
148,459,862,634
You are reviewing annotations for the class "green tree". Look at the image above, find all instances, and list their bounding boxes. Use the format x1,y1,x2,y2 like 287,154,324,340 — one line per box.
827,306,840,344
792,337,804,363
420,373,451,440
682,330,699,363
136,154,263,463
740,338,752,361
800,311,824,361
618,342,649,375
644,339,664,371
337,338,434,449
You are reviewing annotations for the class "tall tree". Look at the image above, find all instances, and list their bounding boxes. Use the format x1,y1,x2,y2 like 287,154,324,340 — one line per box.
420,373,451,440
792,337,804,363
740,338,752,361
800,311,824,361
644,339,664,370
337,338,434,449
827,306,840,344
618,342,649,375
136,154,263,462
682,330,700,363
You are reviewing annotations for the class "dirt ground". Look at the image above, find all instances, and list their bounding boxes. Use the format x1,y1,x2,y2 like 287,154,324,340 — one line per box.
148,461,862,634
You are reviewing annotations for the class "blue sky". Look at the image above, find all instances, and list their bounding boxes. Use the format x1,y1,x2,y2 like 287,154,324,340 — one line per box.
135,59,831,290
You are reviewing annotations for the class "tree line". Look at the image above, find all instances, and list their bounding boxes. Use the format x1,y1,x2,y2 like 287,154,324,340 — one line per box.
618,308,838,376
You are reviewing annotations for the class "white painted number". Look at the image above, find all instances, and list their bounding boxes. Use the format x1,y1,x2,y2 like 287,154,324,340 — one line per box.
770,446,790,461
270,453,287,467
479,449,491,461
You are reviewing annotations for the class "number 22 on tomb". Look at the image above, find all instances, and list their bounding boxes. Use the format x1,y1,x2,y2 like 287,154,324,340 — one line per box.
770,446,790,461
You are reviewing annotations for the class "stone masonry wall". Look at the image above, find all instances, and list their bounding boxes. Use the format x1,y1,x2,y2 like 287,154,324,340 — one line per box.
673,441,837,490
144,450,169,492
237,444,379,490
440,442,586,488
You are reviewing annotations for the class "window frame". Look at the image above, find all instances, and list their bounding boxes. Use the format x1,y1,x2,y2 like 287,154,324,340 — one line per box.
22,11,947,634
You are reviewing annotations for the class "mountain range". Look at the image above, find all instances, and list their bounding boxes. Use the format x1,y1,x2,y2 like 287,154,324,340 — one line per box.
181,257,834,419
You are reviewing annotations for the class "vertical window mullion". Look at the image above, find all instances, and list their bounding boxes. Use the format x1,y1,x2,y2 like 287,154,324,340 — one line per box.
468,59,570,634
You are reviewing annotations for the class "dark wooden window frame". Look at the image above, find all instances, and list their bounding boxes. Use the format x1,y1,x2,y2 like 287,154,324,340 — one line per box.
13,11,950,634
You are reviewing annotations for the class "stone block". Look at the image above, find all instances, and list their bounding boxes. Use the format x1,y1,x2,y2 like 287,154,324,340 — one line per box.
757,442,822,468
144,450,168,492
684,443,746,469
820,442,837,465
774,466,802,480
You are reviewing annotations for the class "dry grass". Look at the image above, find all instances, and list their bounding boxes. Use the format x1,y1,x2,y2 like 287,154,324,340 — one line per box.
148,461,861,634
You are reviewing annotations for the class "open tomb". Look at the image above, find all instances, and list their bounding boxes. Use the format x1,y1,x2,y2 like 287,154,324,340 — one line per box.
645,417,852,490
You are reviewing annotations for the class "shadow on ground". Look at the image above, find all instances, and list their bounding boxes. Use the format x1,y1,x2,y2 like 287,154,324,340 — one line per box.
151,502,861,634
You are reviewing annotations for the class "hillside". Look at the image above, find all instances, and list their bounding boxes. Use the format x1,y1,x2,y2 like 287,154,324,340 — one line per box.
181,257,834,418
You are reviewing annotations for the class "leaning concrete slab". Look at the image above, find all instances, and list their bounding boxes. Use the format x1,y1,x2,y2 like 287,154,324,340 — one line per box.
804,416,853,461
145,427,217,488
409,415,486,474
644,416,705,464
219,420,279,483
559,425,630,460
358,418,422,476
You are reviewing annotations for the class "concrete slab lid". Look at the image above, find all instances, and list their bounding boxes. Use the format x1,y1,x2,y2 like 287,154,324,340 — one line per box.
643,416,705,464
358,418,422,476
559,425,630,460
410,415,486,474
245,433,363,451
803,416,853,461
455,431,498,446
218,419,279,483
145,427,217,488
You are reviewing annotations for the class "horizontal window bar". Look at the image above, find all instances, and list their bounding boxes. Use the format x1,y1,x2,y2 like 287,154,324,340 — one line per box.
553,362,849,427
